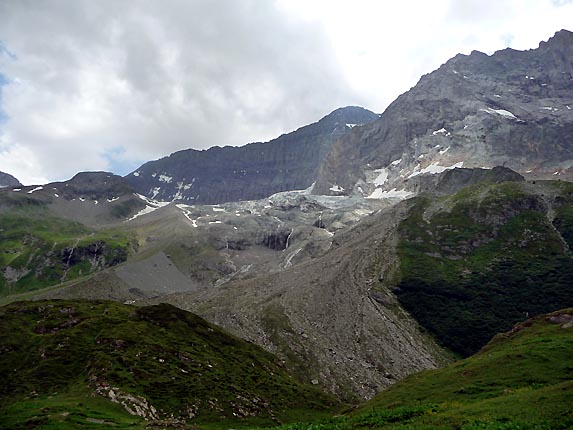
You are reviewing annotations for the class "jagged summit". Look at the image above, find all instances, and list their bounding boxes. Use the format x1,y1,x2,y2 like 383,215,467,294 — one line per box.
313,29,573,197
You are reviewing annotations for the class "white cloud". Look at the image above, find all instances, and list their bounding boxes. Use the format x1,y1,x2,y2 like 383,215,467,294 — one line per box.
0,0,571,184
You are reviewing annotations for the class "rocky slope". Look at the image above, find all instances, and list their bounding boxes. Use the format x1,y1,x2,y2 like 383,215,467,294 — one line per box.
140,197,452,401
0,171,20,188
126,106,379,204
313,29,573,198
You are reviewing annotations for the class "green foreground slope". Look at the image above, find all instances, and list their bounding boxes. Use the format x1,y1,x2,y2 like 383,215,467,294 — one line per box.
258,308,573,430
0,300,340,429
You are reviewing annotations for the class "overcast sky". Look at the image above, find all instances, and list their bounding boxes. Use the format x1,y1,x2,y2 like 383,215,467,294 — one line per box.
0,0,572,185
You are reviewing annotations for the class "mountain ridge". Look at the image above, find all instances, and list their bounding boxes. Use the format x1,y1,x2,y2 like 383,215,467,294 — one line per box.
313,29,573,198
125,106,379,204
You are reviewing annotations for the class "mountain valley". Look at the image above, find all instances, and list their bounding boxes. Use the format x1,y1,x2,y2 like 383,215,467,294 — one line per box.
0,30,572,429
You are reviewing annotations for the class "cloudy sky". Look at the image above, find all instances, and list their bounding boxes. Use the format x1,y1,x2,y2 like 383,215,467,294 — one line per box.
0,0,572,185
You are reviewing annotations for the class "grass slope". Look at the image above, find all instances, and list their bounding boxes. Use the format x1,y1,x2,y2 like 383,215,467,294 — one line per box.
255,308,573,430
0,211,136,297
0,300,340,429
395,180,573,356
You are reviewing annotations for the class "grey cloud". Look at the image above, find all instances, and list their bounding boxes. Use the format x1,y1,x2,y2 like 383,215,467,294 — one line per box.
0,0,360,183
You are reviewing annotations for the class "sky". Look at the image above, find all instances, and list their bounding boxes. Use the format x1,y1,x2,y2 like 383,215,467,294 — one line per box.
0,0,572,185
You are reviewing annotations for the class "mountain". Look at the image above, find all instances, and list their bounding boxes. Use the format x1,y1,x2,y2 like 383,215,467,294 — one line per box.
313,29,573,198
127,173,573,400
0,300,340,429
2,30,573,410
0,172,146,297
126,106,379,204
0,171,20,188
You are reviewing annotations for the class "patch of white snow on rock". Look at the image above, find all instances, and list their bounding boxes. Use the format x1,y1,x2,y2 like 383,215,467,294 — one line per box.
27,186,44,194
367,188,414,200
127,194,170,221
408,161,464,178
373,169,389,186
480,107,517,119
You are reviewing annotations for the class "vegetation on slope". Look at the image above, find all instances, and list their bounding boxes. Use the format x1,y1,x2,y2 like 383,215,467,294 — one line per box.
0,300,340,429
255,308,573,430
0,211,136,297
395,180,573,356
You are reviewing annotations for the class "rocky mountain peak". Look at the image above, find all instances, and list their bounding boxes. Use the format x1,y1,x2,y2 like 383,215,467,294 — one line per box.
53,171,136,200
539,28,573,50
126,106,378,204
0,171,21,188
313,30,573,199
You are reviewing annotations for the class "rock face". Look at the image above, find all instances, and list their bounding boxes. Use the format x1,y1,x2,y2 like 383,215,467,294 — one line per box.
51,171,137,200
0,171,20,188
126,106,379,204
313,29,573,198
405,166,525,196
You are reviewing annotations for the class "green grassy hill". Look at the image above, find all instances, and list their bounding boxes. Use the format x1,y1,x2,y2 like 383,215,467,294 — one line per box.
395,180,573,356
256,308,573,430
0,211,136,297
0,300,340,429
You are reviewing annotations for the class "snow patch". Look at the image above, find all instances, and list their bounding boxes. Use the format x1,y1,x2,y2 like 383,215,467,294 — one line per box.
158,174,172,183
408,161,464,178
540,106,558,112
177,205,199,228
133,171,140,177
107,197,119,202
13,188,21,192
150,187,161,200
27,186,43,194
432,128,448,135
54,193,59,197
480,107,517,119
79,197,86,202
391,158,402,166
439,146,450,155
212,207,225,212
373,168,388,186
367,188,414,200
329,184,344,193
127,194,170,221
209,220,222,224
346,123,359,128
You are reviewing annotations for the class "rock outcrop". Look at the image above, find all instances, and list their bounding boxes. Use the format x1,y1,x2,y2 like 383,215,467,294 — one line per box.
0,171,21,188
